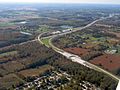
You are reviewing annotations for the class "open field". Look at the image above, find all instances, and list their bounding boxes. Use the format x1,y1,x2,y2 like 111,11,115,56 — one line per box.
64,47,90,57
90,54,120,72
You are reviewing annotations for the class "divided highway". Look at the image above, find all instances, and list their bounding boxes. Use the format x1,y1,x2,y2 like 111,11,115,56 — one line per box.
38,17,120,89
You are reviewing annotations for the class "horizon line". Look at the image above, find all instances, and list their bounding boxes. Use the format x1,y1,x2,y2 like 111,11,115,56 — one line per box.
0,2,120,5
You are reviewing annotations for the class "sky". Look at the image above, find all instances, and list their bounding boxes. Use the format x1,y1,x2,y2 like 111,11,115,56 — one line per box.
0,0,120,4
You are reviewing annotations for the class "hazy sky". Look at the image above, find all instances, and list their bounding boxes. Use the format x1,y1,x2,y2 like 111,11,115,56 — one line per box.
0,0,120,4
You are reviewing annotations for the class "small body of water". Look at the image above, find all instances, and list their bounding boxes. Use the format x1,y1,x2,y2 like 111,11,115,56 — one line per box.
20,31,32,36
19,21,27,24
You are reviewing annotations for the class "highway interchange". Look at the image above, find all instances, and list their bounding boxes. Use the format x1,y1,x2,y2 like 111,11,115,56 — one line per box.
38,16,120,90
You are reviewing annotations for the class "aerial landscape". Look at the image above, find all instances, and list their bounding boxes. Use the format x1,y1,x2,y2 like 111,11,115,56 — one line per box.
0,0,120,90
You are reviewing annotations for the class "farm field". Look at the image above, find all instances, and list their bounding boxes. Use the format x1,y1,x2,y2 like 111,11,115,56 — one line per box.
64,47,120,74
64,47,90,57
90,54,120,72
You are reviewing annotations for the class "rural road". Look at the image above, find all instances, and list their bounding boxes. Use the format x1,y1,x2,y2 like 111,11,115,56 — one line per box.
38,16,120,89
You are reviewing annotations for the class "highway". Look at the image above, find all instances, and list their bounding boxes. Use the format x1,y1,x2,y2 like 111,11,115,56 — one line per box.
48,36,120,81
116,80,120,90
38,16,120,89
